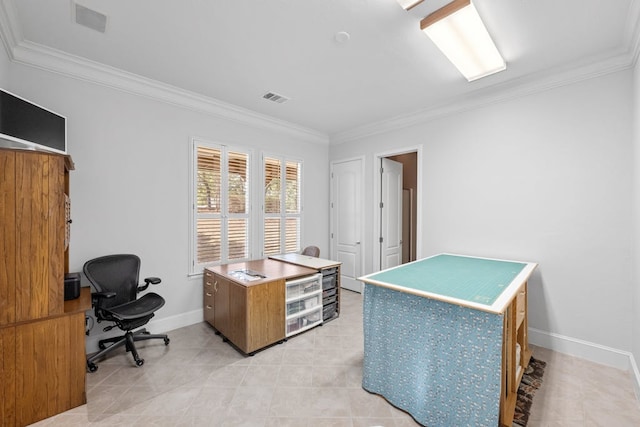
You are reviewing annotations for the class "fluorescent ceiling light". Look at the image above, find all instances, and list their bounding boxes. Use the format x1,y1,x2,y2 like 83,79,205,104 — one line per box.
396,0,423,10
420,0,506,81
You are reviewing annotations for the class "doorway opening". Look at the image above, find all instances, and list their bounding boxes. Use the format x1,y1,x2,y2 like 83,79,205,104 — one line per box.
376,149,419,271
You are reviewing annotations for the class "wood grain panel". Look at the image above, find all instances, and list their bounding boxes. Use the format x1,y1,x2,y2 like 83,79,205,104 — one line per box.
229,281,247,351
15,316,84,426
0,326,16,426
213,275,231,337
48,156,64,316
1,149,86,426
0,151,16,326
15,153,49,322
68,312,87,408
246,280,285,353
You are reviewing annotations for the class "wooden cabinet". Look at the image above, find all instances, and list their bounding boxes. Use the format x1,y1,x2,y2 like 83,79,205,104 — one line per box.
0,148,90,427
500,282,531,426
1,150,66,326
213,274,232,339
204,259,317,354
204,270,285,354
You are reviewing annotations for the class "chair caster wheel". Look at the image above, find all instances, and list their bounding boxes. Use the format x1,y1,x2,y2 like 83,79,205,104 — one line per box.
135,359,145,367
87,362,98,373
164,337,170,345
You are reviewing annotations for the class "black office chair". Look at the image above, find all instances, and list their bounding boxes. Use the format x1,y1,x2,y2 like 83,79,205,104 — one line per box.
301,245,320,257
84,254,169,372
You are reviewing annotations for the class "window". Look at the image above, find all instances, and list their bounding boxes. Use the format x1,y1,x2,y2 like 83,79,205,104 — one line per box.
263,156,302,256
191,140,250,273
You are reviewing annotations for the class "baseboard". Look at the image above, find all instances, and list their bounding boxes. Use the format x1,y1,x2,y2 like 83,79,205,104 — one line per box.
528,327,633,370
631,353,640,400
85,308,204,353
529,326,640,401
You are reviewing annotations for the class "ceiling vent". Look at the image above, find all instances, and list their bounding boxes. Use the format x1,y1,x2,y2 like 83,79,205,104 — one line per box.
262,92,290,104
74,3,107,33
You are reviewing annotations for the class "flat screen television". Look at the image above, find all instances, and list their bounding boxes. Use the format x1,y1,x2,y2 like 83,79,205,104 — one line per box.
0,88,66,154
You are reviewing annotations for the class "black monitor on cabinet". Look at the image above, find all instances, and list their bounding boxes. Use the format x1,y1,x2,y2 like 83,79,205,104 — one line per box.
0,88,66,154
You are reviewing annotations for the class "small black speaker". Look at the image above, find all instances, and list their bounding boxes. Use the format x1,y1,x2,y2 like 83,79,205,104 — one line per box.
64,272,81,301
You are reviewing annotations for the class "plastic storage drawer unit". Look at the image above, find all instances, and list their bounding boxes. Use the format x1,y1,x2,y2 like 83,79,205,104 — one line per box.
285,273,323,337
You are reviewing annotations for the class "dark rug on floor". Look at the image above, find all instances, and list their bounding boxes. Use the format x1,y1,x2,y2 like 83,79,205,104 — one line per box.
512,357,546,427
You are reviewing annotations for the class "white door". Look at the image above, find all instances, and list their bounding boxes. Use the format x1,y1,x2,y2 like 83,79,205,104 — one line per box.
330,159,363,293
380,158,403,270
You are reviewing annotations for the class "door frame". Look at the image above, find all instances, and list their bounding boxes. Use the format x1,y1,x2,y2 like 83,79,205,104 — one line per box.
330,155,366,292
373,145,423,271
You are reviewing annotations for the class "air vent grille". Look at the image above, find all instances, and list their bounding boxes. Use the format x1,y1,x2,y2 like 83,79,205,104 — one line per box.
262,92,290,104
75,3,107,33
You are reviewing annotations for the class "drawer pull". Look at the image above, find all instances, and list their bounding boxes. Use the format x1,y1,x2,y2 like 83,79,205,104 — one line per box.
214,281,218,292
206,292,212,297
206,305,212,310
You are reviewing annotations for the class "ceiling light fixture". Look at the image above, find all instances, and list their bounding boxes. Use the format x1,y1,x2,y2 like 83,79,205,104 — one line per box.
420,0,505,81
396,0,423,10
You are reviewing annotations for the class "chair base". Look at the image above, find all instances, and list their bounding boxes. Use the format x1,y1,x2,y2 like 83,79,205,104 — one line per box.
87,328,170,372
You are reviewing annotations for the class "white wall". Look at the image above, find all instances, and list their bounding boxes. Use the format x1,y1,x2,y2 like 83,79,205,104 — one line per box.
330,70,634,365
0,41,9,86
632,60,640,392
6,61,330,346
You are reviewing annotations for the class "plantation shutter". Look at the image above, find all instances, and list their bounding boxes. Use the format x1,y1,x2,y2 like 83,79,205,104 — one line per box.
227,151,249,260
263,156,301,256
197,146,221,264
194,143,250,270
285,161,300,253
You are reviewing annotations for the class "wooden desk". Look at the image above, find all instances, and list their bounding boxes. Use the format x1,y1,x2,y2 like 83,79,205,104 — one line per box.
204,259,318,354
358,253,537,427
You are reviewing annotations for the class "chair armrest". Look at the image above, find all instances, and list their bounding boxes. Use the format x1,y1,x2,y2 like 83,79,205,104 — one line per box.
137,277,161,292
91,291,116,306
92,291,117,300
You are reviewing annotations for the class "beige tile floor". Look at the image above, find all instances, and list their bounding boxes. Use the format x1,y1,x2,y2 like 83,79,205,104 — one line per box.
31,290,640,427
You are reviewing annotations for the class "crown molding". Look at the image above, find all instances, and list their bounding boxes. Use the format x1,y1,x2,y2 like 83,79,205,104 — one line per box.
332,0,640,145
625,0,640,67
9,41,329,145
0,0,328,145
3,0,640,147
0,0,21,59
330,48,635,145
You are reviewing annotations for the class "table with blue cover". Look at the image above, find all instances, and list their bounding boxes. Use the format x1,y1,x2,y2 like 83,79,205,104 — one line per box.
358,253,537,427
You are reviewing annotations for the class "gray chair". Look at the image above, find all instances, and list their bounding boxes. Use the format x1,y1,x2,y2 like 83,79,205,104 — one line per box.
84,254,169,372
301,245,320,257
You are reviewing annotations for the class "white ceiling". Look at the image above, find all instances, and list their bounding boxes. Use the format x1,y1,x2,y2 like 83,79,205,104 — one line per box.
2,0,640,142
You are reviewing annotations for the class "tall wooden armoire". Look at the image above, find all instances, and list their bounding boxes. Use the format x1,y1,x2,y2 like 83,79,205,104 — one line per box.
0,148,90,426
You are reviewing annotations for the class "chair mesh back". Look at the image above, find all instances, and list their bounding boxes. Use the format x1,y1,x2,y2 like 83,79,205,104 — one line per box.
84,254,141,308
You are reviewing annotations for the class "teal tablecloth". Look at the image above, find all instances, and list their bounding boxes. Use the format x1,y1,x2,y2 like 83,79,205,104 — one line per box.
363,285,504,426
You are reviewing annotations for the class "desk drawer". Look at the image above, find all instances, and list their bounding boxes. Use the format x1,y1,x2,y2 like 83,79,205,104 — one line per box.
286,308,322,336
204,269,214,284
203,288,215,324
287,294,321,316
286,274,322,299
